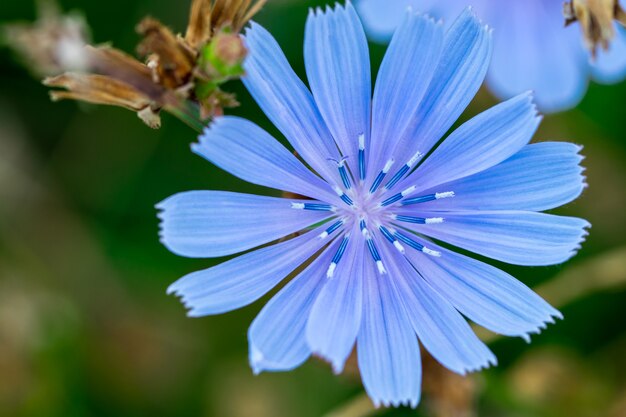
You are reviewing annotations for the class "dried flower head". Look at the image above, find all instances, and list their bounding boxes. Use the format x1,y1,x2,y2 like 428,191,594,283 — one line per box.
564,0,626,57
2,0,90,77
3,0,265,129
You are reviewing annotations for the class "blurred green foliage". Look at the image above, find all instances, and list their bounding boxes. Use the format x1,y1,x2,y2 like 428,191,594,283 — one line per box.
1,0,626,416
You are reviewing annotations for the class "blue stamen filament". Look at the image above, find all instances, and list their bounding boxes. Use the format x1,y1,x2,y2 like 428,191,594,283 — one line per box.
379,225,405,253
291,202,336,211
327,233,350,278
369,159,394,194
360,218,386,274
358,134,366,183
383,151,422,190
401,191,455,206
380,186,416,207
393,215,444,224
319,219,344,239
394,231,441,257
333,186,354,206
336,158,352,190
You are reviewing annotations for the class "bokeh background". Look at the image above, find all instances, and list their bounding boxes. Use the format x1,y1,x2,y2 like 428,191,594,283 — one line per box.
1,1,626,416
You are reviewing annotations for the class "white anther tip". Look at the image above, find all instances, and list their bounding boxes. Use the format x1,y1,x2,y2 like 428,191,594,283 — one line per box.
291,202,305,209
326,263,337,278
423,248,441,257
426,217,444,224
383,159,394,173
436,191,455,199
376,261,386,275
393,241,405,253
401,186,417,196
333,186,344,196
408,151,423,167
319,231,329,239
358,134,365,150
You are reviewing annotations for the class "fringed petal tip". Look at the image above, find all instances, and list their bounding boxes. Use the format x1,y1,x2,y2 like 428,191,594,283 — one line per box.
372,396,420,409
517,309,564,343
307,0,357,18
459,355,498,375
457,6,492,35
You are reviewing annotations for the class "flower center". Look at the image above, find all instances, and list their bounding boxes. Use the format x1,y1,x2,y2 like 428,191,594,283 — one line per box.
290,136,454,278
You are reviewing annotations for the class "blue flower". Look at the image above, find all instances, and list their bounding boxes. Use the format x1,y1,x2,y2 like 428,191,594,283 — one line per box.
356,0,626,113
158,4,589,407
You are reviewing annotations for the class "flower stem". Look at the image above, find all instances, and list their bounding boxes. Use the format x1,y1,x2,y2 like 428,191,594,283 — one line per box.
165,99,205,133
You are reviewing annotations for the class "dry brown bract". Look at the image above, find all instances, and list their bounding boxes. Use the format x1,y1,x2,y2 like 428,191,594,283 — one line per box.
564,0,626,58
2,1,89,77
3,0,265,129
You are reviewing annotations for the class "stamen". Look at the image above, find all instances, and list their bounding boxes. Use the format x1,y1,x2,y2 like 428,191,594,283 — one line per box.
358,134,366,183
336,158,352,190
392,215,444,224
291,202,336,211
369,158,394,194
380,186,416,207
327,234,350,278
319,219,344,239
379,225,405,253
360,219,386,274
401,191,455,206
394,231,441,257
333,185,354,206
384,151,422,190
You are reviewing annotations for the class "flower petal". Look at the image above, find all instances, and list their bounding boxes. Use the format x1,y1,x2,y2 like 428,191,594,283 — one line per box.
192,116,337,203
357,258,421,408
157,191,332,258
242,23,340,182
416,142,586,212
368,10,444,177
306,233,364,374
591,26,626,84
389,8,492,164
397,211,590,266
403,92,540,193
378,242,496,375
355,0,428,43
167,224,341,316
403,240,562,340
304,3,371,165
248,239,340,374
487,1,587,113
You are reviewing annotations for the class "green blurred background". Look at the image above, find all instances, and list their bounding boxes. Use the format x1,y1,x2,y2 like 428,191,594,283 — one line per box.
1,1,626,416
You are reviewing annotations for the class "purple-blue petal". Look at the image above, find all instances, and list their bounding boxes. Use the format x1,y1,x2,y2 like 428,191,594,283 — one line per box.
416,142,586,212
368,10,444,178
357,256,421,408
403,239,563,340
157,191,331,258
306,231,364,374
304,3,371,166
248,239,341,374
400,211,589,266
167,224,340,316
192,116,337,203
242,23,341,182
